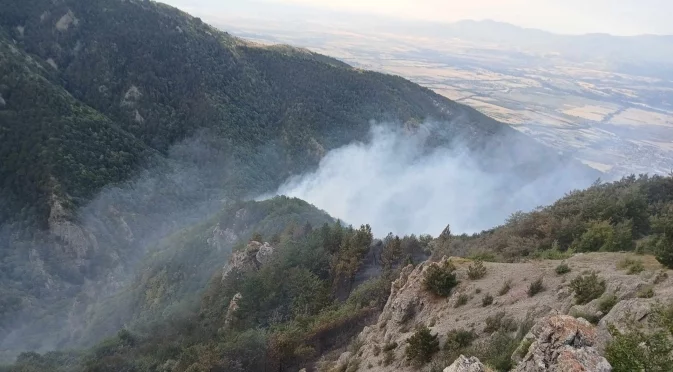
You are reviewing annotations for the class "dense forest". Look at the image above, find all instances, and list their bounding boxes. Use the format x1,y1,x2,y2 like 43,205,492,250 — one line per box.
1,201,432,372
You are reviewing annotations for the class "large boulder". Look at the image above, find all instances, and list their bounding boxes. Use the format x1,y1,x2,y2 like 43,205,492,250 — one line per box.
222,241,275,281
514,315,611,372
444,355,486,372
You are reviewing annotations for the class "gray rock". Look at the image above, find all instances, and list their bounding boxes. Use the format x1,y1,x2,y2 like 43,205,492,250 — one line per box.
223,293,242,329
443,355,486,372
222,241,275,281
255,242,275,265
596,298,654,352
514,315,611,372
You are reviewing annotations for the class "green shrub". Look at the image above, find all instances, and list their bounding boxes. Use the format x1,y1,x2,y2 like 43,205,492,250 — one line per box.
574,220,616,252
475,288,482,294
382,341,398,352
555,262,571,275
516,338,534,358
527,278,545,297
617,258,644,275
484,312,517,334
444,329,477,351
637,286,655,298
424,260,459,297
533,247,574,260
498,280,512,296
652,213,673,268
570,272,606,305
606,303,673,372
467,260,487,280
405,327,440,365
598,294,618,314
471,330,519,371
654,271,669,284
383,350,395,366
570,309,602,325
454,293,469,308
482,293,494,307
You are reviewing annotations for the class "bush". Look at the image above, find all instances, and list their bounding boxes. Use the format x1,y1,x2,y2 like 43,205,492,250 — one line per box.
405,327,440,365
555,262,571,275
574,220,616,252
454,293,469,308
467,260,487,280
482,293,494,307
527,278,545,297
424,260,459,297
570,272,606,305
382,341,398,352
598,294,618,313
472,330,519,371
570,309,602,325
383,350,395,366
516,338,534,358
484,312,517,334
498,280,512,296
445,329,477,351
617,258,644,275
606,303,673,372
654,271,669,284
652,213,673,268
637,286,655,298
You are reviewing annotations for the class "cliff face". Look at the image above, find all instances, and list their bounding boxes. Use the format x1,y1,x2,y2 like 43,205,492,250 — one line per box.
331,252,673,371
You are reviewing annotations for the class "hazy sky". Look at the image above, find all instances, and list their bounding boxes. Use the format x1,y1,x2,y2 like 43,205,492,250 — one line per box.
164,0,673,36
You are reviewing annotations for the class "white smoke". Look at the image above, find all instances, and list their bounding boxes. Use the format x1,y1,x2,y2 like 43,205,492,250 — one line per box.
276,124,592,236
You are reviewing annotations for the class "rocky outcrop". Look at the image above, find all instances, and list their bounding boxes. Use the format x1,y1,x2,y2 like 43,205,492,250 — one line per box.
444,355,487,372
55,10,79,32
48,195,99,261
224,292,242,329
514,315,611,372
207,223,238,252
255,242,275,265
344,253,672,372
222,241,275,281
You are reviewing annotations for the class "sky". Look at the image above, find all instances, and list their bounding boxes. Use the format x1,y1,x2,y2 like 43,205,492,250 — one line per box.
164,0,673,36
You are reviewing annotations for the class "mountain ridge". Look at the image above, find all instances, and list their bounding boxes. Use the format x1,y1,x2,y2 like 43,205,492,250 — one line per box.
0,0,600,363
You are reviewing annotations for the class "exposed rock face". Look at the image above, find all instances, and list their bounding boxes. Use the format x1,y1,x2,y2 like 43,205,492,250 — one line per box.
224,292,242,329
255,242,275,265
121,85,142,107
595,298,655,352
55,10,79,32
514,315,611,372
346,253,671,372
48,196,98,261
444,355,486,372
222,241,275,281
207,223,238,252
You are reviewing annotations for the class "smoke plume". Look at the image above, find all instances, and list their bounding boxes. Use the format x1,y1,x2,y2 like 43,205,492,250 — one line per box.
276,124,595,236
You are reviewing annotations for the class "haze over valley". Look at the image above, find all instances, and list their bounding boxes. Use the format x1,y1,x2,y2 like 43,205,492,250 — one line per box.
187,4,673,177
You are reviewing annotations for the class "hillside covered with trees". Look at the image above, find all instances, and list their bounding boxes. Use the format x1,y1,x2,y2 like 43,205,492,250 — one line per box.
0,0,616,368
3,174,673,371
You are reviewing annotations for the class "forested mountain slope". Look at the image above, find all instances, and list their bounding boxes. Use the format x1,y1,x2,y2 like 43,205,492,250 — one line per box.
0,0,594,226
0,0,600,362
5,175,673,372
